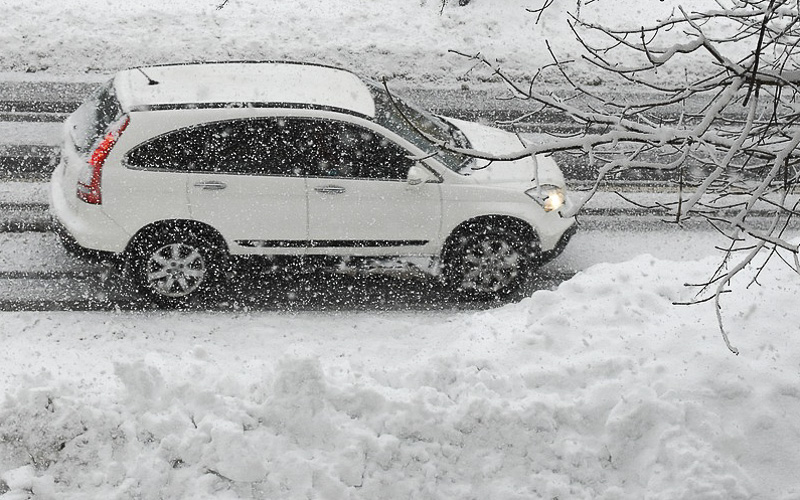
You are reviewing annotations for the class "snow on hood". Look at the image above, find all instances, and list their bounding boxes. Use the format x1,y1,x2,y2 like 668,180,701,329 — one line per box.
442,117,566,186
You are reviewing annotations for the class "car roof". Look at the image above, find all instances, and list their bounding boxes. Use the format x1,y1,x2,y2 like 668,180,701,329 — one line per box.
113,61,376,118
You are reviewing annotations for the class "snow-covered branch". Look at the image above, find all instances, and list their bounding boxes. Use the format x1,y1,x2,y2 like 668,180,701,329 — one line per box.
439,0,800,351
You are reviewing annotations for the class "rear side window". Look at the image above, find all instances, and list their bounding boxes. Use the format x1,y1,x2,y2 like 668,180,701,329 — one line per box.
210,120,307,176
70,79,123,155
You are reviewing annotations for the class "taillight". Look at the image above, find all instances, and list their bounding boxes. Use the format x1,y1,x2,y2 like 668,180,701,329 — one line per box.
77,115,130,205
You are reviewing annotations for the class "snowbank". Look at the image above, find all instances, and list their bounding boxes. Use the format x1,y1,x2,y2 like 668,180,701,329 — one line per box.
1,0,728,86
1,255,797,499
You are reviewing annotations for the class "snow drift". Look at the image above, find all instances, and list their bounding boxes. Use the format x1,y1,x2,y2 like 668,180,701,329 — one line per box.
1,255,797,499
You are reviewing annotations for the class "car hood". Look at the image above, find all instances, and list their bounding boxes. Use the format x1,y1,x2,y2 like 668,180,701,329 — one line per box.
442,117,565,186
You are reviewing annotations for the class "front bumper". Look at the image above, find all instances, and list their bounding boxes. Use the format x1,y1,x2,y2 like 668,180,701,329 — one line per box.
538,221,577,265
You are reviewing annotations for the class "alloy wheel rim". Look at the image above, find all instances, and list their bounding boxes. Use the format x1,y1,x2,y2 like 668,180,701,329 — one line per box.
461,240,520,293
146,243,206,298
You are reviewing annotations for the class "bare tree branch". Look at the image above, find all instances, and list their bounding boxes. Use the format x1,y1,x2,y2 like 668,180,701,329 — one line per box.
431,0,800,351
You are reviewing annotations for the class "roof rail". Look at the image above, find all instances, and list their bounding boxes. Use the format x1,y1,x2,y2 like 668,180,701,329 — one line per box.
127,60,356,76
127,102,372,121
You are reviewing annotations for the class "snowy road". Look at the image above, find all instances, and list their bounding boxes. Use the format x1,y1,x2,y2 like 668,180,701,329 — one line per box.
0,219,727,311
0,182,785,310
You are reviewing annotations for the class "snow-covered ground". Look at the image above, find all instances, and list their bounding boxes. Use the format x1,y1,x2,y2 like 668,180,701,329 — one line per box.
2,0,798,498
0,0,730,87
1,252,798,499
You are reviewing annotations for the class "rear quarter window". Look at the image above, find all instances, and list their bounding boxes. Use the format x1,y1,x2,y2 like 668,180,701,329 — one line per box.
124,125,208,172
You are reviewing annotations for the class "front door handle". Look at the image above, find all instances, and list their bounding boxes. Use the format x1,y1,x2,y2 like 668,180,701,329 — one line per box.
194,181,227,190
314,185,346,194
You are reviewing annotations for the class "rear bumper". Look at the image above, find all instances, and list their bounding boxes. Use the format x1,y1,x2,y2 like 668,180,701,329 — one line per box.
50,214,114,261
49,165,131,254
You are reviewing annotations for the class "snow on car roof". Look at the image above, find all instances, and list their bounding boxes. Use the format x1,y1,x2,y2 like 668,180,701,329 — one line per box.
113,61,376,118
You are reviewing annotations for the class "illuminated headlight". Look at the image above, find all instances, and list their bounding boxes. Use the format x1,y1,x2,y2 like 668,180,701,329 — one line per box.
525,185,566,212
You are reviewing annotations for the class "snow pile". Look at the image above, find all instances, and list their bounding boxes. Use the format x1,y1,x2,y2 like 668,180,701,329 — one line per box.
1,255,798,499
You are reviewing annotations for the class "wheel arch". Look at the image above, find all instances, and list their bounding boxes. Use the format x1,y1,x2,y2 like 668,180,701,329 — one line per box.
441,215,540,261
124,219,230,257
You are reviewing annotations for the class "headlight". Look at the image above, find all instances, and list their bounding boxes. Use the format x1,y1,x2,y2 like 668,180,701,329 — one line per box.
525,184,565,212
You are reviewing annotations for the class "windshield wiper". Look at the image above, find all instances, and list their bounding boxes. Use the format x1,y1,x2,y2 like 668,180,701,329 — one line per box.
436,116,470,149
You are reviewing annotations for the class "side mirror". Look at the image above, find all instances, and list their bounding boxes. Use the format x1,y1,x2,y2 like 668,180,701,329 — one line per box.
407,164,436,185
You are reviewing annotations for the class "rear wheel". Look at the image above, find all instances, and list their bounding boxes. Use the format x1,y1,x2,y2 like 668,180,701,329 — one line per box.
129,230,221,307
443,227,536,299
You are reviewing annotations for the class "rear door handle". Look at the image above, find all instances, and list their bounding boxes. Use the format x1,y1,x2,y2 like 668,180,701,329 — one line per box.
314,185,346,194
194,181,227,190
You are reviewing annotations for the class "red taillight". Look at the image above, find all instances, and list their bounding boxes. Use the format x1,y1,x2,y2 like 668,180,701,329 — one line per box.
77,115,130,205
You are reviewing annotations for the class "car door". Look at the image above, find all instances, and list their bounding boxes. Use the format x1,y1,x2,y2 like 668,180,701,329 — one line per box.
302,119,442,255
184,119,308,255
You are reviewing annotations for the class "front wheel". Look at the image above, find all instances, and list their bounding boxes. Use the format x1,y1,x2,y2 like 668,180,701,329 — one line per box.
129,231,221,307
443,229,536,300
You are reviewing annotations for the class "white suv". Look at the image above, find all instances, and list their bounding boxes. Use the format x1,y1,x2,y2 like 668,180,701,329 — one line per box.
49,61,576,305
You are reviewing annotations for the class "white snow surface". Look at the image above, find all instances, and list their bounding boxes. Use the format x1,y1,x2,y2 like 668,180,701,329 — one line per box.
2,0,799,498
1,255,799,499
0,0,729,86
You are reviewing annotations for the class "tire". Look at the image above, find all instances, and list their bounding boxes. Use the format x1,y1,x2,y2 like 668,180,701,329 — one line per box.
443,227,535,300
129,229,221,307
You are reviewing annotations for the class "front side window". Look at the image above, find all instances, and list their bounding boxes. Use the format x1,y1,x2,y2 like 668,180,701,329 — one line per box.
302,120,415,181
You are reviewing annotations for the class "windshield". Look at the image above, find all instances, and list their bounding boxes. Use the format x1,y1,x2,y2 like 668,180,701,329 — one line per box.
367,83,472,172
